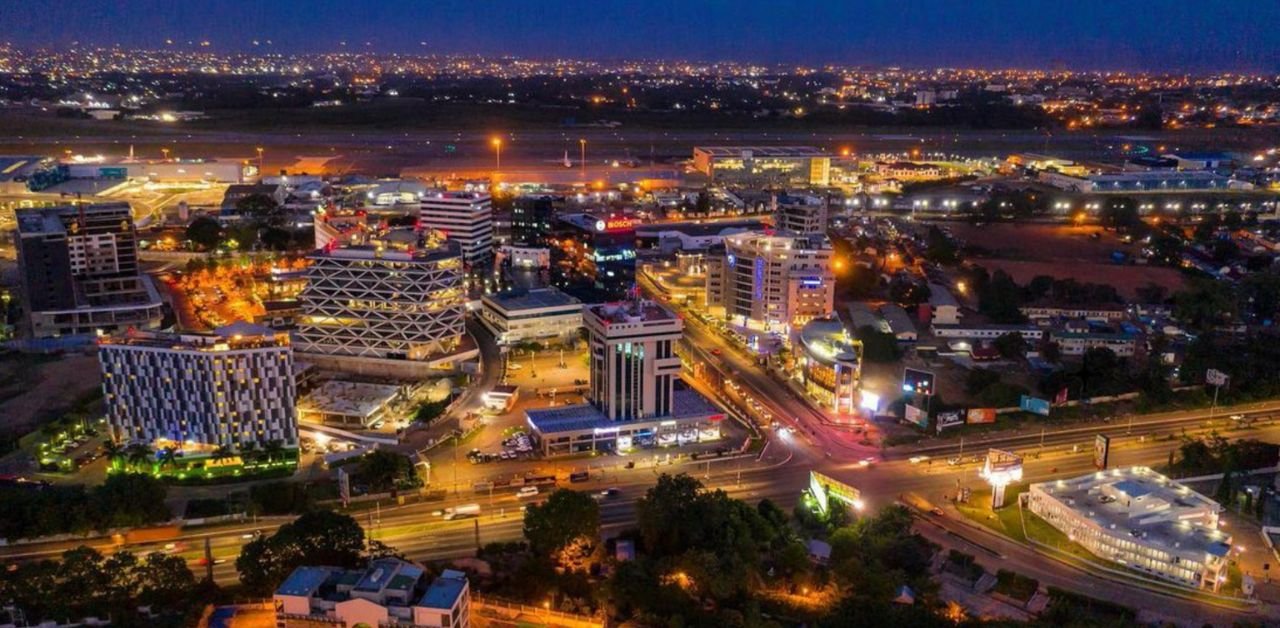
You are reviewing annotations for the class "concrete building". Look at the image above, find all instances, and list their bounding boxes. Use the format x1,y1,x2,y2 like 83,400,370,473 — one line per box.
1027,467,1231,591
1050,328,1139,357
772,193,831,236
418,191,494,267
931,324,1044,341
1039,169,1236,193
510,194,557,247
297,381,403,428
1021,304,1129,322
550,213,638,302
275,559,470,628
692,146,832,187
874,161,944,181
293,234,470,376
796,318,862,414
97,324,297,451
927,283,962,326
14,202,163,339
880,304,918,343
706,232,834,333
525,298,721,456
479,287,583,346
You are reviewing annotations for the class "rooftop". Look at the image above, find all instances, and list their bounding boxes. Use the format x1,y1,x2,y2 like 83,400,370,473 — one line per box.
1031,467,1231,560
99,325,289,352
277,566,342,597
799,318,861,365
586,299,677,325
483,287,582,312
312,240,461,263
299,381,400,421
527,388,719,434
695,146,831,158
418,570,468,610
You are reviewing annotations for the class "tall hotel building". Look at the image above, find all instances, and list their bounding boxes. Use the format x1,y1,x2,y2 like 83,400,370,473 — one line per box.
772,193,831,236
293,233,470,376
98,326,297,450
418,191,494,268
14,202,163,339
705,232,835,333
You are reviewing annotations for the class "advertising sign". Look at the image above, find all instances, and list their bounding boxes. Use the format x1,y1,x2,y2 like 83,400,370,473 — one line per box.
1093,434,1111,470
1206,369,1229,387
810,471,863,514
902,368,936,396
1020,395,1051,417
936,411,964,433
966,408,997,424
904,403,928,429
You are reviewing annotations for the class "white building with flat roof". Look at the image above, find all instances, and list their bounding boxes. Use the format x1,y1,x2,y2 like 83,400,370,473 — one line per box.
418,191,494,266
1027,467,1232,591
706,232,834,333
98,324,297,451
275,559,470,628
585,298,683,422
479,288,583,346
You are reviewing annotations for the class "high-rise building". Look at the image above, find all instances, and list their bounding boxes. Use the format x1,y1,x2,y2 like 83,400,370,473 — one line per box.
418,191,494,267
510,194,556,247
772,193,831,236
293,233,469,375
549,213,637,302
584,299,683,421
14,202,163,338
98,324,297,451
525,296,722,456
705,232,834,333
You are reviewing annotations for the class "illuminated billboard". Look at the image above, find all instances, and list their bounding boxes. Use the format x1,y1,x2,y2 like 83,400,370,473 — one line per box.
809,470,863,515
966,408,997,424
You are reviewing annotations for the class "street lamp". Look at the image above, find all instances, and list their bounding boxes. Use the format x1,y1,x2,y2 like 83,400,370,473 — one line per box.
579,138,586,180
491,137,502,172
256,147,264,172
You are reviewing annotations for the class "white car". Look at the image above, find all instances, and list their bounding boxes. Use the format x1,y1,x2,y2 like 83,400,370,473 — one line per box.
908,455,930,465
517,486,540,498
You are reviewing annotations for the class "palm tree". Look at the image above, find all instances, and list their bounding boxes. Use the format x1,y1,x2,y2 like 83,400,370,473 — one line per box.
156,446,180,474
102,440,124,471
210,444,235,464
124,443,153,471
262,439,285,465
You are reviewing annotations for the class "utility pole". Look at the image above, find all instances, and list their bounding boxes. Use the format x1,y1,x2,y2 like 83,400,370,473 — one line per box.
579,138,587,181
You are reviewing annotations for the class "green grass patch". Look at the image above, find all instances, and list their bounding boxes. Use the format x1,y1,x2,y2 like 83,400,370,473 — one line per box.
955,485,1028,542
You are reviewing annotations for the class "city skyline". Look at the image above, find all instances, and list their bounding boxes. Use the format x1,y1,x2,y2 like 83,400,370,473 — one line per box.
7,0,1280,72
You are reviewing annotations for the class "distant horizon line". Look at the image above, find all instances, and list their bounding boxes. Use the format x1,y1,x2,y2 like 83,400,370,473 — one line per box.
2,43,1276,77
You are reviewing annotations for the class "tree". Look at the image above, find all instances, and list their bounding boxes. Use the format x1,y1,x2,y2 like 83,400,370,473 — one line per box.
855,325,900,363
976,269,1026,323
235,193,283,225
1173,278,1237,333
356,450,414,493
993,332,1028,360
90,473,170,529
237,510,366,593
185,216,223,250
523,489,600,565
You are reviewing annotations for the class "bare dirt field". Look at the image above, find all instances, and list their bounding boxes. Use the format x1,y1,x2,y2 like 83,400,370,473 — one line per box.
947,222,1186,300
0,352,102,438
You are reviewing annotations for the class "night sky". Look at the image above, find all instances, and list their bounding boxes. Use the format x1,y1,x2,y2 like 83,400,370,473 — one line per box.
8,0,1279,72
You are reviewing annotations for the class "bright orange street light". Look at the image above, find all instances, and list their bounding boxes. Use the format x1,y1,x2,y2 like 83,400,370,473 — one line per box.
491,138,503,172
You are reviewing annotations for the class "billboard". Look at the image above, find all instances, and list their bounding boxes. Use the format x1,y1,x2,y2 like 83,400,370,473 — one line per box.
902,368,936,396
936,411,964,433
904,403,928,429
966,408,997,425
1020,395,1051,417
1206,369,1229,387
810,471,863,514
1093,434,1111,470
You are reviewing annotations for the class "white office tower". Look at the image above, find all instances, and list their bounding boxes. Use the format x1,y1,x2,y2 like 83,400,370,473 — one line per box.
418,191,494,267
294,235,467,370
707,231,834,333
772,193,831,236
98,325,297,450
584,297,683,421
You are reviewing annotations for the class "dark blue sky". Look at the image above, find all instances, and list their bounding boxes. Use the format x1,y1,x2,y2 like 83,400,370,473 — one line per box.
9,0,1280,71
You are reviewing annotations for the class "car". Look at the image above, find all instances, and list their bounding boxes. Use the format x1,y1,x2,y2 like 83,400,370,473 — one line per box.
1230,414,1246,422
930,508,945,517
710,348,722,356
858,456,877,467
947,457,961,466
909,455,930,465
517,486,540,498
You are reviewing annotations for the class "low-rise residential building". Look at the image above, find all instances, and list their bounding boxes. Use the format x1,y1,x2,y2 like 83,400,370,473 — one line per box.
479,288,583,346
880,304,918,342
1050,328,1139,357
274,559,470,628
931,324,1045,341
1021,304,1129,322
927,284,962,326
1027,467,1232,591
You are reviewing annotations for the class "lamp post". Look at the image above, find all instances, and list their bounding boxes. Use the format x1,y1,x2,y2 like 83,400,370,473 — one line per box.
492,138,502,172
256,146,264,172
579,138,586,180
